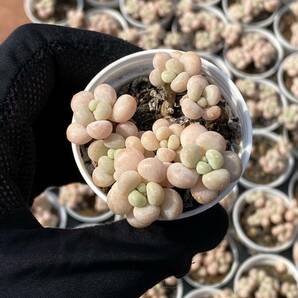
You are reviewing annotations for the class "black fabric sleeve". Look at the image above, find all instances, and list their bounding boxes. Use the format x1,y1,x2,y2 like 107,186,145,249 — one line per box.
0,24,228,298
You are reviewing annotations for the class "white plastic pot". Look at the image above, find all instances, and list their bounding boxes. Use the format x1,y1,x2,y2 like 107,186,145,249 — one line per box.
201,53,232,79
235,78,287,133
277,52,298,104
222,0,280,28
86,0,119,8
240,131,294,189
289,171,298,200
119,0,173,29
194,0,221,7
42,188,68,229
274,4,298,53
85,8,128,31
72,49,252,220
47,186,114,224
24,0,84,25
233,187,295,253
172,6,227,55
184,237,239,288
223,27,284,80
184,287,222,298
234,254,298,293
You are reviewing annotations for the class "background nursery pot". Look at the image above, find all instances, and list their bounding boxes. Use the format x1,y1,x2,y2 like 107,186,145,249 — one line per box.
24,0,84,25
233,187,295,253
184,287,222,298
240,131,294,189
72,49,252,220
274,3,298,53
201,53,232,79
278,52,298,104
85,8,128,31
233,254,298,291
223,27,284,80
184,237,239,288
86,0,119,8
222,0,280,28
119,0,173,29
289,171,298,201
42,188,68,228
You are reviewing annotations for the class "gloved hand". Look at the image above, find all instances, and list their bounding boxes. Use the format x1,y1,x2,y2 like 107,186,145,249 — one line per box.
0,24,228,298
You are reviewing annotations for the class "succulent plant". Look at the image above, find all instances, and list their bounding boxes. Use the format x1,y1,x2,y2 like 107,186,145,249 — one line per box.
279,104,298,131
67,51,242,228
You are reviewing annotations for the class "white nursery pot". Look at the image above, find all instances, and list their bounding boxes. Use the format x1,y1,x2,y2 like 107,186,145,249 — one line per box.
201,53,232,79
223,27,284,80
86,0,119,8
72,49,252,220
184,237,239,288
24,0,84,25
289,171,298,200
240,131,295,189
234,254,298,293
233,187,295,253
184,287,222,298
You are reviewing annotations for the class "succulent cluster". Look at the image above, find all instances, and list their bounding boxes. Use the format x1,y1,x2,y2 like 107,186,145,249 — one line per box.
288,1,298,48
236,79,281,127
32,193,59,228
66,51,242,228
34,0,56,20
242,191,298,246
227,0,280,24
234,265,298,298
215,289,236,298
189,239,234,285
177,9,225,52
140,277,178,298
259,138,291,175
124,0,172,25
67,10,123,36
283,54,298,99
226,32,277,72
59,183,109,215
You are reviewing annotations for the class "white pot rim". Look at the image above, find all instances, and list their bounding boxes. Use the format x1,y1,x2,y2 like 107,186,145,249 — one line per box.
233,186,295,253
274,4,298,52
240,131,295,189
86,0,119,8
223,27,284,80
85,8,128,30
44,188,68,229
289,171,298,200
222,0,280,28
71,49,252,221
184,236,239,288
234,254,298,292
194,0,221,7
24,0,84,25
277,52,298,104
184,287,222,298
119,0,173,29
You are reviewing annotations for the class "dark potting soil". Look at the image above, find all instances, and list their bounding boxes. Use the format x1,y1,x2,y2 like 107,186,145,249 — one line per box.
294,181,298,201
240,202,279,247
280,11,297,44
243,136,280,184
33,0,77,22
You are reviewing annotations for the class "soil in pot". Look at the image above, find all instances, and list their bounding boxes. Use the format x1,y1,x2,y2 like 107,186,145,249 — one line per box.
59,183,109,217
239,190,298,248
188,239,234,286
32,192,60,228
140,277,179,298
33,0,78,23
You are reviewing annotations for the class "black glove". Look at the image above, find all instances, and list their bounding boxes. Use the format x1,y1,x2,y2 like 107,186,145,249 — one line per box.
0,24,228,298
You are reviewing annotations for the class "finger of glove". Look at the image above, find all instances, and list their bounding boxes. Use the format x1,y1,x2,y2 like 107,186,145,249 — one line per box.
0,24,141,204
